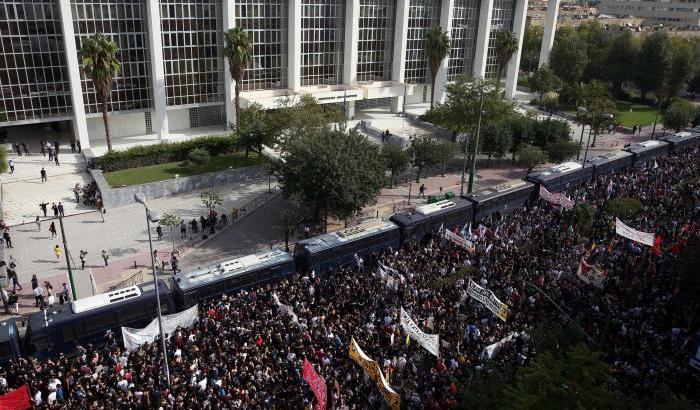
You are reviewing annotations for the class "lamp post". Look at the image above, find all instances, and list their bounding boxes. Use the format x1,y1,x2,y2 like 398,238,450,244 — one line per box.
57,214,77,300
134,194,171,389
576,119,586,161
466,91,485,194
651,96,662,139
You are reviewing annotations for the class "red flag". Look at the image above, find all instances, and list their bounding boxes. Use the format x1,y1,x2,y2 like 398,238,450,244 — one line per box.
652,235,663,257
303,358,327,410
0,385,31,410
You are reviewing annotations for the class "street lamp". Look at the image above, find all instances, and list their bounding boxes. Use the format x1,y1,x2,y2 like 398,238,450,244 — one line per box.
466,91,486,194
133,194,171,389
57,214,77,300
575,107,588,161
651,96,662,139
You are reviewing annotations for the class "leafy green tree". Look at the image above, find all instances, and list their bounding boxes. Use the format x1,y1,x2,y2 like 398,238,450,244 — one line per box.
480,121,512,164
223,27,252,128
603,31,640,96
424,76,517,137
80,33,120,152
432,140,454,176
269,94,344,140
381,143,410,188
667,38,696,99
200,189,223,213
546,140,579,163
408,137,441,182
508,115,534,161
494,30,519,82
520,25,543,72
577,21,607,82
504,344,615,410
693,106,700,127
458,370,511,409
517,144,548,174
237,103,275,157
281,193,302,252
426,26,450,108
529,66,561,103
573,202,596,236
279,128,384,230
159,212,181,251
531,118,571,149
577,81,617,146
549,28,588,85
662,99,696,131
635,31,672,100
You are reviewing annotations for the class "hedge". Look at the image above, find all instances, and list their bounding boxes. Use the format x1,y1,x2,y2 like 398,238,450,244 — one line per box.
606,197,643,219
99,135,239,171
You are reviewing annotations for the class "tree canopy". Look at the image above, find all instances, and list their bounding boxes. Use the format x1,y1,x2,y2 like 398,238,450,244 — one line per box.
237,103,276,157
278,127,384,225
269,94,344,140
635,32,673,100
426,25,451,108
517,144,548,174
223,27,252,127
662,99,696,132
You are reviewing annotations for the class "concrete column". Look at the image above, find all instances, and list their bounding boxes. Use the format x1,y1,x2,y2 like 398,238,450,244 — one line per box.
390,0,410,113
433,0,455,105
346,101,356,119
504,0,529,99
472,0,494,79
58,0,89,148
539,0,560,67
145,0,169,139
223,0,236,127
344,0,360,87
288,0,302,90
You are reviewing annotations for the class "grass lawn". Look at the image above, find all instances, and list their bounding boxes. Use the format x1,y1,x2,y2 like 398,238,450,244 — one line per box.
104,152,262,187
615,100,658,127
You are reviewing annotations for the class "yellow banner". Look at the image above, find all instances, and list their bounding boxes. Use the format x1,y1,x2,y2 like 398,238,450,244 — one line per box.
349,338,400,410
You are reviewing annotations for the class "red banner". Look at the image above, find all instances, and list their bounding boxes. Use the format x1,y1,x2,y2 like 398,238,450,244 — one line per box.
0,385,31,410
303,358,327,410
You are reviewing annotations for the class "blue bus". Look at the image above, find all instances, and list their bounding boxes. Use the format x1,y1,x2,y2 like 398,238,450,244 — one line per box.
172,248,294,309
294,219,400,273
26,280,174,360
465,180,535,223
0,319,20,363
390,199,472,244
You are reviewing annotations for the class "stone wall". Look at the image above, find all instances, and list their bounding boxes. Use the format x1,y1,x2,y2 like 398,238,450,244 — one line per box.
90,165,268,209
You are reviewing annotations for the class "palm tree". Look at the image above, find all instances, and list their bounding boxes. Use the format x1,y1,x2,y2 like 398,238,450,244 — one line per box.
80,33,120,152
426,26,450,109
494,30,519,86
223,28,252,128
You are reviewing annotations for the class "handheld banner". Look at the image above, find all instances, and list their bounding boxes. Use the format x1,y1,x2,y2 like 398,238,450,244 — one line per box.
444,229,475,251
122,304,199,352
539,186,574,210
615,218,655,246
349,338,400,410
302,358,327,410
400,307,439,357
467,279,509,322
576,259,607,288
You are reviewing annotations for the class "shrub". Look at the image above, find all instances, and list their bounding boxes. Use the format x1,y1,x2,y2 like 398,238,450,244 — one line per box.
99,135,239,171
188,148,211,165
606,197,643,219
573,202,596,236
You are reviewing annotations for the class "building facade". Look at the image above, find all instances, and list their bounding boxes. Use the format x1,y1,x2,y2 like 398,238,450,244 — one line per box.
0,0,530,149
599,0,700,28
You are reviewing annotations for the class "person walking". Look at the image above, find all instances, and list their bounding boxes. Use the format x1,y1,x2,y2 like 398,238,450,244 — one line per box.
96,198,105,222
40,141,46,156
35,216,41,232
49,221,57,238
13,143,21,156
48,145,53,162
53,244,63,262
57,202,65,217
77,140,81,153
62,283,71,303
33,284,45,308
39,202,48,217
180,220,187,238
101,250,109,266
8,159,14,174
156,225,163,240
70,141,76,153
8,269,22,292
418,184,426,198
73,184,81,203
54,153,60,166
40,167,47,182
8,292,18,315
3,230,12,248
170,251,181,275
51,202,58,218
79,250,87,270
31,274,38,291
22,142,29,155
153,250,161,273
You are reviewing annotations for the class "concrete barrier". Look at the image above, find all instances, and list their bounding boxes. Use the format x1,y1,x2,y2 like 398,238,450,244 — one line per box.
90,165,268,209
402,113,454,140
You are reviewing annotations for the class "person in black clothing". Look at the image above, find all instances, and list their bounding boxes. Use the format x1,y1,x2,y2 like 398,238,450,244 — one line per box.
39,202,48,217
3,231,12,248
51,202,58,217
77,140,81,153
22,142,29,155
70,141,76,153
40,167,47,182
156,225,163,240
31,274,38,290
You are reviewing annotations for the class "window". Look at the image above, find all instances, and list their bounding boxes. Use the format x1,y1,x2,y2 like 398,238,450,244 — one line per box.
357,0,396,82
486,0,515,79
300,0,345,86
404,0,441,84
448,0,480,81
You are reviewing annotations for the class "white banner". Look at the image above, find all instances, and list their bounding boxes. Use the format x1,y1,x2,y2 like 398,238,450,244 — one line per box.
467,279,509,322
539,186,574,210
400,307,439,357
482,332,519,359
273,293,300,324
615,218,655,246
444,229,475,251
122,305,199,352
576,259,607,288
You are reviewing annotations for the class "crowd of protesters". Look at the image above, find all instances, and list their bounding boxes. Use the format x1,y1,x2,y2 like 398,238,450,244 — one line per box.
0,147,698,409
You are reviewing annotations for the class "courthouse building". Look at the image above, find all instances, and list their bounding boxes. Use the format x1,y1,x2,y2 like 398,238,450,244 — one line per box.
0,0,530,149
